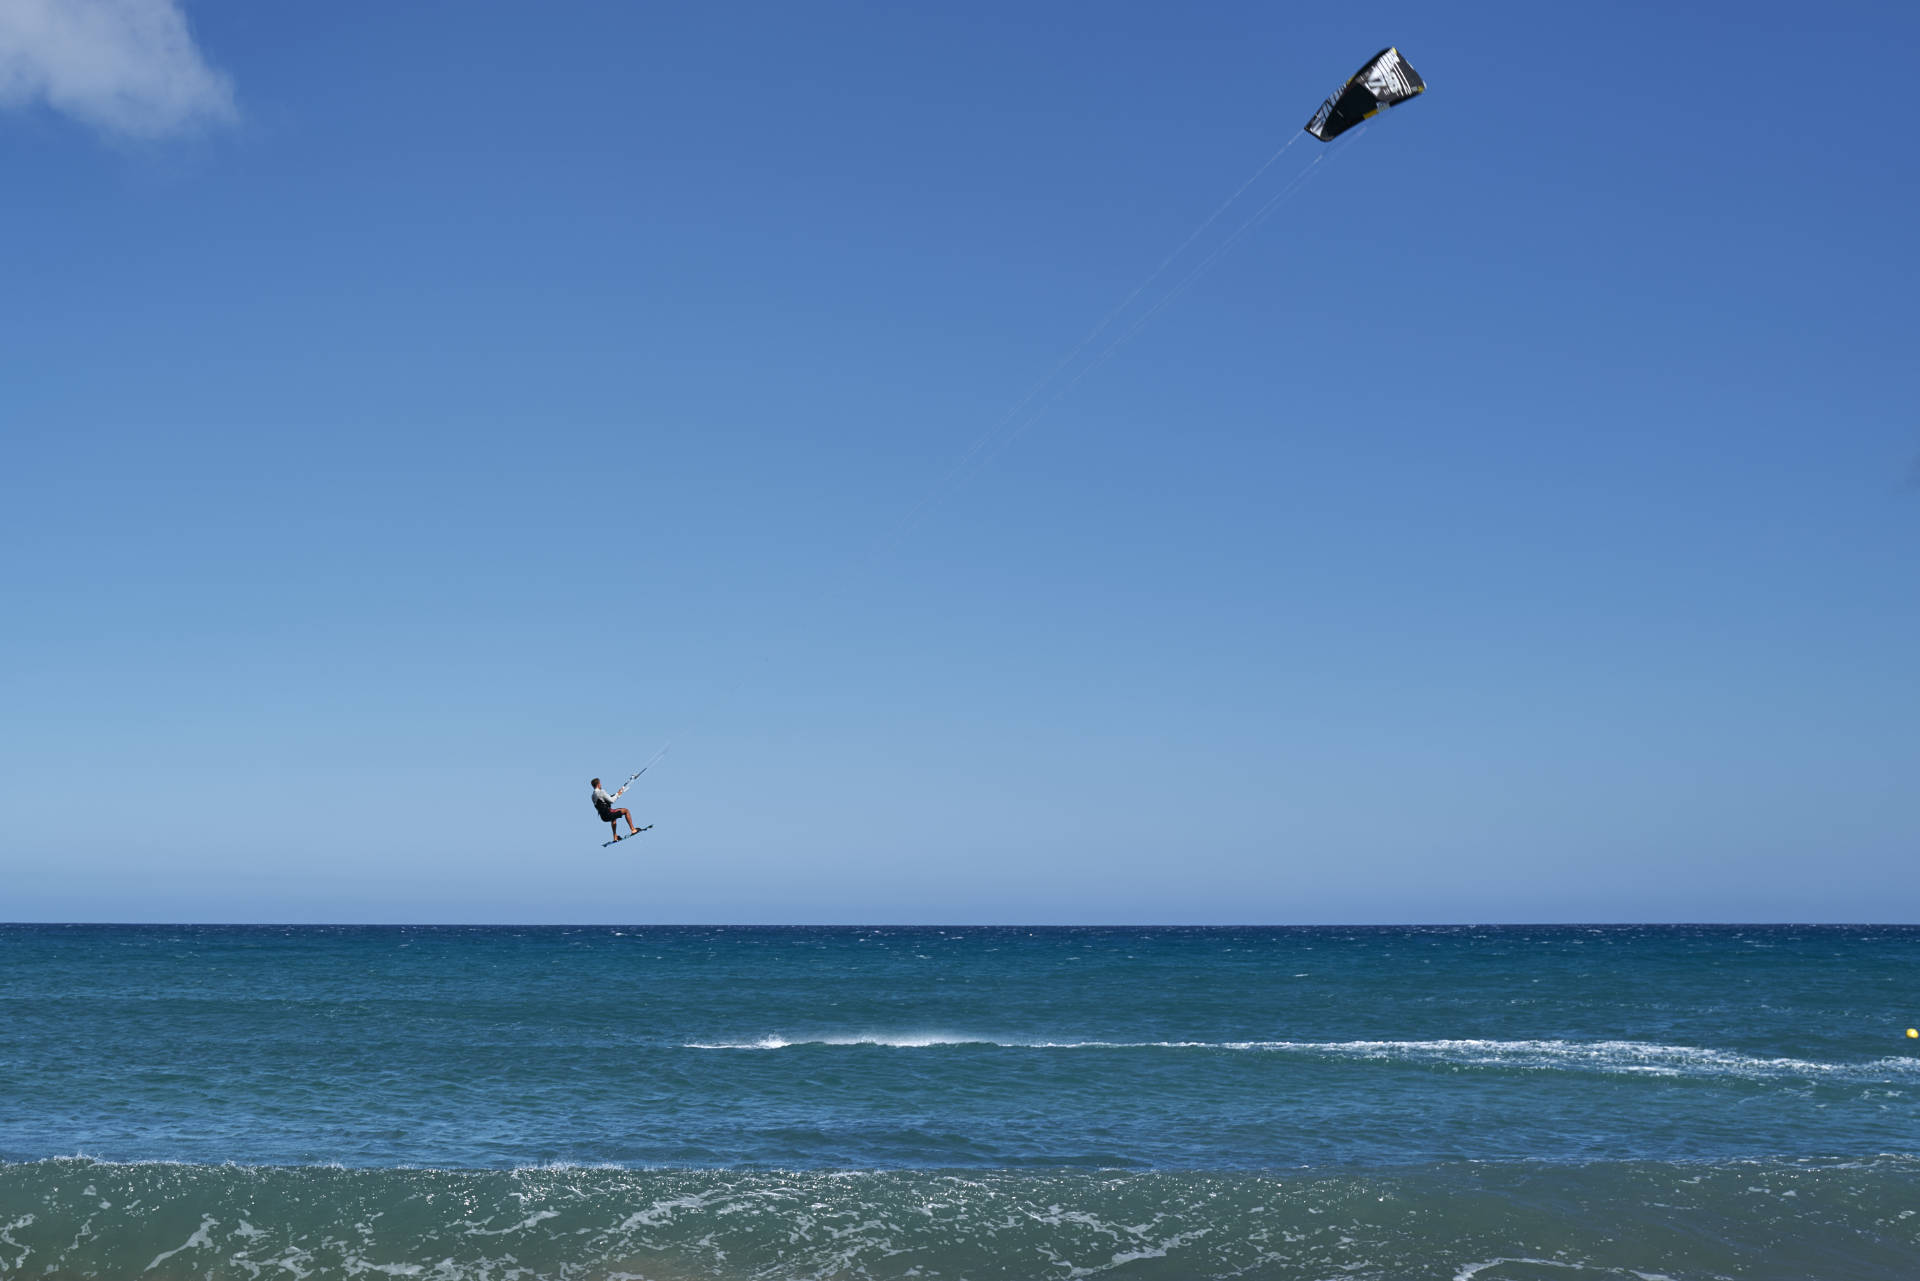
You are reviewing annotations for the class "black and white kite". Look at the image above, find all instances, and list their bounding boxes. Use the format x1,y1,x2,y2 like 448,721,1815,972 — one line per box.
1305,47,1425,141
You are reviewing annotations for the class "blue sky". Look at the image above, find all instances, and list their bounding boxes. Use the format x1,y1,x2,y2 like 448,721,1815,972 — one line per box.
2,0,1916,924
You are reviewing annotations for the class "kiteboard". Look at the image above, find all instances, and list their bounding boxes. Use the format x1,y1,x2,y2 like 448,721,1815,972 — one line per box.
603,825,654,848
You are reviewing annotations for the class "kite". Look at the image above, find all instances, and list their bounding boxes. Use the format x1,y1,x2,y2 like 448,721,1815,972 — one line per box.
1305,48,1425,142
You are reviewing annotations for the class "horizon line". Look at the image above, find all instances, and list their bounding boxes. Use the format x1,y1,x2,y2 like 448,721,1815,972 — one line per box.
5,920,1917,930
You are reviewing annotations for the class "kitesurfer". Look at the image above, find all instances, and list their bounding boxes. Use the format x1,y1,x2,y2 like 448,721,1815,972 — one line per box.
591,777,642,839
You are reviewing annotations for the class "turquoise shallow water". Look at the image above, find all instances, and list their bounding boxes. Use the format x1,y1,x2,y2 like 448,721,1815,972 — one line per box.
1,924,1916,1278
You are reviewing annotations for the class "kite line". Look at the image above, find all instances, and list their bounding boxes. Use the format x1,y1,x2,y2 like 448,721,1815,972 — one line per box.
874,131,1314,552
610,744,672,800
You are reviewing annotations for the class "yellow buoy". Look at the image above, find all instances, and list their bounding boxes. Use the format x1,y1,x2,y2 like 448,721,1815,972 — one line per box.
1908,1028,1918,1039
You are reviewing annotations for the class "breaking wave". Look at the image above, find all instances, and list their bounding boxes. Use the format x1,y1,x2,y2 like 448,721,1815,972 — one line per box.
683,1035,1920,1082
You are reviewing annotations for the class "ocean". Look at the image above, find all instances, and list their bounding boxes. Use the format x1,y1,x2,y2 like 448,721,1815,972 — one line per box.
1,924,1915,1278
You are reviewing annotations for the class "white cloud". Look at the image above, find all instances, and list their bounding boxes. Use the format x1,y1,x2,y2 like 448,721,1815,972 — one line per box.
0,0,236,139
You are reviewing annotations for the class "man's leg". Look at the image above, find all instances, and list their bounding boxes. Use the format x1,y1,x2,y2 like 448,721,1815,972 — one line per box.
617,807,638,835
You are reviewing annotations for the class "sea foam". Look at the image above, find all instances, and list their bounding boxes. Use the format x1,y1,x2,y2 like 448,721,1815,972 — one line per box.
684,1035,1920,1082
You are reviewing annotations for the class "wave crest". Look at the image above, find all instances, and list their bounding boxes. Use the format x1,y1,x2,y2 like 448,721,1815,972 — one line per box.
683,1035,1920,1082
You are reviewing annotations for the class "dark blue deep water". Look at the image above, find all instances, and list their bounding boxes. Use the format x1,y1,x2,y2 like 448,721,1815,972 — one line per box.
2,925,1916,1278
